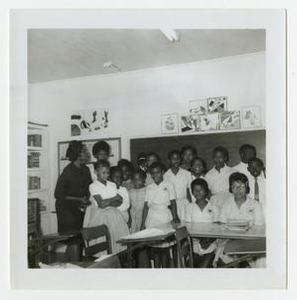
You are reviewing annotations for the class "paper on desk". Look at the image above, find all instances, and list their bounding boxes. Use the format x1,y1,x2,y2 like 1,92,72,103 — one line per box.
39,262,82,268
94,254,113,262
121,228,174,240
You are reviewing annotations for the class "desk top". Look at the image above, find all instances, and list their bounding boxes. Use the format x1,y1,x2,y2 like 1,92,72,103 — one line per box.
156,222,266,239
117,228,175,245
117,222,265,245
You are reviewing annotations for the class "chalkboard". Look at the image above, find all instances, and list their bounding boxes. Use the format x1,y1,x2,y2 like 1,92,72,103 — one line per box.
130,130,266,171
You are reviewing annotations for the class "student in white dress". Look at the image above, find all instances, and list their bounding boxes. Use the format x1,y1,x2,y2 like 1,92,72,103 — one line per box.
110,166,131,225
180,145,197,171
185,178,219,267
247,158,266,218
88,141,111,182
83,160,129,254
214,172,265,267
141,162,180,268
205,146,235,208
145,152,160,186
233,144,257,178
164,150,192,221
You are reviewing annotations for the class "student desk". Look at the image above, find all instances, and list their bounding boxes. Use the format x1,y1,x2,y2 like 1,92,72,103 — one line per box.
117,228,176,268
156,222,266,240
117,222,266,268
157,222,266,268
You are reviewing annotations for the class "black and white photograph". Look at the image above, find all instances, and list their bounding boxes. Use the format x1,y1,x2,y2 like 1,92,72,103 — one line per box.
25,27,270,269
8,9,287,290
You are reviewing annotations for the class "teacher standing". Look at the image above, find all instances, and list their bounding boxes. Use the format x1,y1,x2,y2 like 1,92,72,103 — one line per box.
55,140,92,233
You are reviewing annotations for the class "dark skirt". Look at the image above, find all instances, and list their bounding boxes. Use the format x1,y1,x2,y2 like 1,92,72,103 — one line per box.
55,200,84,234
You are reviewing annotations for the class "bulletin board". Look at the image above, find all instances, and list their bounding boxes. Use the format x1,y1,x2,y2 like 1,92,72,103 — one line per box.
130,130,265,170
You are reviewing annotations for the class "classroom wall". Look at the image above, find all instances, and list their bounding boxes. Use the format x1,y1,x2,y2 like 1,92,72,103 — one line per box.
28,51,265,233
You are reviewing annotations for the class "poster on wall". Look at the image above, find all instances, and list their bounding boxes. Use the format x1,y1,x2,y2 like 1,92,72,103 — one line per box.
200,113,220,131
241,106,262,128
188,99,208,114
180,114,200,132
220,110,241,130
207,96,228,113
161,113,179,134
58,138,121,175
71,108,109,137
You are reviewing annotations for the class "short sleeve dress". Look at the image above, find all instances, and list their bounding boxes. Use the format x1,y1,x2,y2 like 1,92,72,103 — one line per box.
83,180,129,254
129,187,146,233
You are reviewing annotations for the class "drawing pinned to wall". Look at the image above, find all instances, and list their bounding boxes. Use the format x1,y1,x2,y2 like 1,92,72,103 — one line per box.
188,99,208,114
71,108,109,136
220,111,241,130
200,113,220,131
180,114,200,133
207,96,228,113
161,113,179,134
241,106,261,128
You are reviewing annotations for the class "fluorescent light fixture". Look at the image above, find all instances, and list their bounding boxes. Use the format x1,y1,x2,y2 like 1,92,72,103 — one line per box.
103,61,121,71
160,29,180,43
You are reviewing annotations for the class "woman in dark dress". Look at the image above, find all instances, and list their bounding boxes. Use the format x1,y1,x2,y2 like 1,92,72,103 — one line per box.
54,141,92,261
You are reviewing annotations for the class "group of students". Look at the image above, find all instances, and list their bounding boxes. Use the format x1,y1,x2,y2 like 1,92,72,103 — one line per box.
54,141,266,267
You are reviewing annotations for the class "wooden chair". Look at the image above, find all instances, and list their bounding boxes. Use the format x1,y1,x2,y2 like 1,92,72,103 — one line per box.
81,225,112,259
174,226,194,268
80,225,121,268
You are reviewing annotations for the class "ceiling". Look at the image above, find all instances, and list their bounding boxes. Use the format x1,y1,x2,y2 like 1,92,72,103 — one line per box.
28,29,265,83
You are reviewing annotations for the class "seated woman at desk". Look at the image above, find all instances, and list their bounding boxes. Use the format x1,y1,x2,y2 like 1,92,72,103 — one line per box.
185,178,219,268
140,162,180,268
214,172,265,267
218,172,265,226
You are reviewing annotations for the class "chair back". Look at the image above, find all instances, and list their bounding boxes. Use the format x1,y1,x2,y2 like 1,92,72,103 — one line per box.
175,226,194,268
81,225,112,258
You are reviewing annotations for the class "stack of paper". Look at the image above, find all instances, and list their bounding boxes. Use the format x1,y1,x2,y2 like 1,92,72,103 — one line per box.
223,220,251,232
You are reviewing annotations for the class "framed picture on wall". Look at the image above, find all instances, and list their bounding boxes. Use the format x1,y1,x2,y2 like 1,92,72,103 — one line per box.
180,114,200,133
200,113,220,131
220,110,241,130
241,106,262,128
161,113,179,134
188,99,208,114
58,137,121,175
207,96,228,113
71,108,109,137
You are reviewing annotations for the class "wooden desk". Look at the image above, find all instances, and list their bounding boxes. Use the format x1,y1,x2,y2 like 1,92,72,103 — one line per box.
156,222,266,240
117,228,176,268
75,254,121,268
117,223,266,268
33,230,81,264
